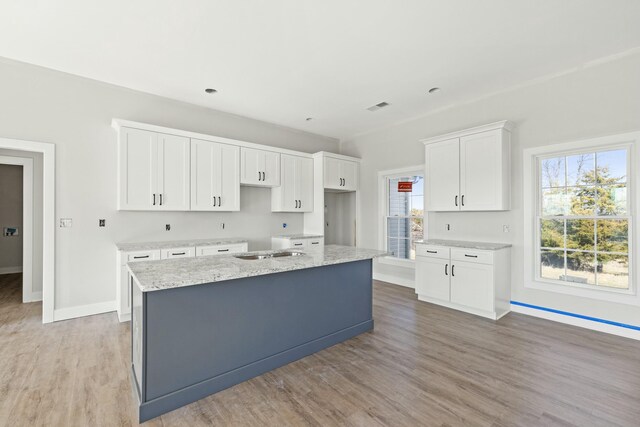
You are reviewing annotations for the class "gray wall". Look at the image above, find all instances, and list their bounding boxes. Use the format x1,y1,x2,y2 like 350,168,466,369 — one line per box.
341,51,640,326
0,57,339,311
0,164,23,270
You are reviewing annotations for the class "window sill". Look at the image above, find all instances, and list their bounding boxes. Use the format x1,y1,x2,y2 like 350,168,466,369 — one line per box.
525,277,638,306
377,256,415,268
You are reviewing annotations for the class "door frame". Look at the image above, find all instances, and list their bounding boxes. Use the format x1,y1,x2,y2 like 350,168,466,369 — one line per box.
0,137,55,323
0,156,33,302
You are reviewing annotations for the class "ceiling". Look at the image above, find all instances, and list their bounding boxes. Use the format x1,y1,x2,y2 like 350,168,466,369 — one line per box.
1,0,639,140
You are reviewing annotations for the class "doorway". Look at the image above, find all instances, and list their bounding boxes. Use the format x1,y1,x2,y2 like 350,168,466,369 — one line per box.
0,156,33,302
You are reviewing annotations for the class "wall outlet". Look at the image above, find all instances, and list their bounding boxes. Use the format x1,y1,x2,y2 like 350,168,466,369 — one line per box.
99,219,105,227
220,223,225,230
503,225,510,233
60,218,72,228
282,223,287,229
446,223,451,231
166,224,171,231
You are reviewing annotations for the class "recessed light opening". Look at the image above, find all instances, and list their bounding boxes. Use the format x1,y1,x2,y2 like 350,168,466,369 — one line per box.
204,88,217,94
305,117,313,121
428,87,440,94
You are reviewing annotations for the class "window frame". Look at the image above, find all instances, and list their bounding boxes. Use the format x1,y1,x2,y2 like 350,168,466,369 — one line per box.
377,165,425,267
523,132,640,306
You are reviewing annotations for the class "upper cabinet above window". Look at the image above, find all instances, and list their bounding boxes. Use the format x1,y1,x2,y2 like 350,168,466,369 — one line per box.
422,121,512,212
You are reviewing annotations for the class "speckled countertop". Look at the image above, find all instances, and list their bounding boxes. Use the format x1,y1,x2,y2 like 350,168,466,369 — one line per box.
129,245,387,292
116,238,248,251
416,239,511,250
272,234,324,239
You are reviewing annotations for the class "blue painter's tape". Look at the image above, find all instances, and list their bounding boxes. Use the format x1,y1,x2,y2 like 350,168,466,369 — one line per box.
510,300,640,331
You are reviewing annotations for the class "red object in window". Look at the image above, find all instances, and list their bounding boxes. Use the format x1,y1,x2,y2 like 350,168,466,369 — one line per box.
398,182,412,192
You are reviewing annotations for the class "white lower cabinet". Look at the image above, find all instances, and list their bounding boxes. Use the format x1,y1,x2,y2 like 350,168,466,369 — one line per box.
116,241,249,322
271,236,324,250
415,243,511,320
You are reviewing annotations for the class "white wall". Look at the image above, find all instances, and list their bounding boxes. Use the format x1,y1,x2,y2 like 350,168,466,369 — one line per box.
0,164,23,271
341,51,640,326
0,57,339,312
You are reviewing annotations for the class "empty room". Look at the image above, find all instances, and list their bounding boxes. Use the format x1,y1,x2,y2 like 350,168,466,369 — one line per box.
0,1,639,426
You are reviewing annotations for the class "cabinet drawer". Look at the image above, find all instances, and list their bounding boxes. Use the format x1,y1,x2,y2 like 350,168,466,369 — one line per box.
196,243,248,256
307,238,324,248
451,248,493,265
416,245,449,260
290,239,307,248
161,246,196,259
125,250,161,264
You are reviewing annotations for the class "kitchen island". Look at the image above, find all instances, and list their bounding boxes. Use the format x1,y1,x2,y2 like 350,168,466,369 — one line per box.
128,244,386,422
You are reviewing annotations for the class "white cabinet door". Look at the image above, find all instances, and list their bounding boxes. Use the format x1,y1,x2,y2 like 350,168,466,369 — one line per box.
191,139,240,211
296,156,314,212
119,128,158,210
262,150,280,186
323,157,342,189
460,129,507,211
241,147,280,187
272,154,312,212
340,160,358,191
157,133,190,210
425,138,460,211
450,261,493,312
415,257,450,301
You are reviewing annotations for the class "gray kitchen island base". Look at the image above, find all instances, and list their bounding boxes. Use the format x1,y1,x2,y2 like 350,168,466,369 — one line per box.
131,259,374,422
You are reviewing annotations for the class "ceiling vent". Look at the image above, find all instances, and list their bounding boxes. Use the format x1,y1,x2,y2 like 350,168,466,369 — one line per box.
366,101,390,112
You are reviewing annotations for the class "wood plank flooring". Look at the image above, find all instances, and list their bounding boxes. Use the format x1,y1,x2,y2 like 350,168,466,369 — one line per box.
1,272,640,426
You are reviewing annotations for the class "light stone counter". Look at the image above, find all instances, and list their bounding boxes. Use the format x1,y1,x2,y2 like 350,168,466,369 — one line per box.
116,238,248,252
416,239,511,251
273,234,324,239
129,244,387,292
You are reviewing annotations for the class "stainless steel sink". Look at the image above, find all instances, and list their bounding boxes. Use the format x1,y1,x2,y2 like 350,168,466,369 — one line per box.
234,251,304,260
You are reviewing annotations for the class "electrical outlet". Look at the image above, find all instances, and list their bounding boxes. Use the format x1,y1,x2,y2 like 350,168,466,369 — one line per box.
220,223,225,230
446,223,451,231
60,218,72,228
503,225,510,233
166,224,171,231
99,219,105,227
282,223,287,228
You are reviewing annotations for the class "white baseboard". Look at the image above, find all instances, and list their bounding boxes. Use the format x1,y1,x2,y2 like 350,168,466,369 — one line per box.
23,291,42,303
373,272,415,289
511,304,640,341
53,300,117,322
0,266,22,275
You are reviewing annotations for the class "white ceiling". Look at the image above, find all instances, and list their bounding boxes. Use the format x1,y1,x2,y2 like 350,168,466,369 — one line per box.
1,0,640,140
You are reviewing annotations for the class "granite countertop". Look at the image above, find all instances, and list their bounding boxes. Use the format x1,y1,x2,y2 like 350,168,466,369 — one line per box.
273,234,324,239
416,239,511,251
116,238,248,252
129,244,387,292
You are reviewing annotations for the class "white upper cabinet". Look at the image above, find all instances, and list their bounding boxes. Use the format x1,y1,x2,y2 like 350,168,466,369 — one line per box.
324,157,358,191
422,121,511,212
272,154,313,212
190,139,240,211
118,127,189,210
240,147,280,187
425,138,460,211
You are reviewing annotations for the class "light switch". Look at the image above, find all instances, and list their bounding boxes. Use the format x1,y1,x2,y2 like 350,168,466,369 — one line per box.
60,218,73,228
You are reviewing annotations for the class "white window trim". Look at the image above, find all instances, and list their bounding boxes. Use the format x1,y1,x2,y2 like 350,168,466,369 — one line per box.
377,165,424,268
523,131,640,306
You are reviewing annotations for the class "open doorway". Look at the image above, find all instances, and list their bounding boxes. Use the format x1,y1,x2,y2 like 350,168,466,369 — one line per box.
0,156,34,304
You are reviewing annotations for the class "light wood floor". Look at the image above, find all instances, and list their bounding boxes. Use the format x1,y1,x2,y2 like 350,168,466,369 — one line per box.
1,273,640,426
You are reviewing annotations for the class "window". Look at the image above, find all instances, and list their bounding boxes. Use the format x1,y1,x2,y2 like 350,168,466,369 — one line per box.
383,171,424,261
537,147,630,290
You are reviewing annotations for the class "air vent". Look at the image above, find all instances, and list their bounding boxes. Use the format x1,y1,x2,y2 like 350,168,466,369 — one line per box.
366,101,390,112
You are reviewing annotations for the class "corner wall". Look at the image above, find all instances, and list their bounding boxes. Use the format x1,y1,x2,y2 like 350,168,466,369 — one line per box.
341,51,640,327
